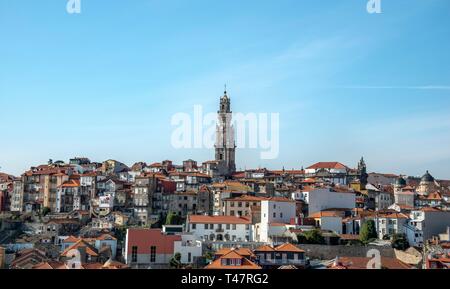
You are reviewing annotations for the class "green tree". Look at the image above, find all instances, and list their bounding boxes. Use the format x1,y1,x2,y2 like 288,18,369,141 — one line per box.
297,229,325,244
41,207,51,216
359,220,378,244
170,252,182,269
203,251,214,261
391,233,410,251
165,212,182,225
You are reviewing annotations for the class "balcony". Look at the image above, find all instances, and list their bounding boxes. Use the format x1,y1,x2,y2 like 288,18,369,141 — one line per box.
215,228,225,233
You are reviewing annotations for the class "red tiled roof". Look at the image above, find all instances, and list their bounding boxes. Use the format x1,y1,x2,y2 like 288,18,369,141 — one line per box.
265,197,295,203
61,240,98,257
206,251,261,270
309,211,343,218
60,179,80,188
275,243,305,253
126,229,181,255
215,248,255,258
306,162,349,170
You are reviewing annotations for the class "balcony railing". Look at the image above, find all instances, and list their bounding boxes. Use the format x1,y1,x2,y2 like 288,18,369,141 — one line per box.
215,228,225,233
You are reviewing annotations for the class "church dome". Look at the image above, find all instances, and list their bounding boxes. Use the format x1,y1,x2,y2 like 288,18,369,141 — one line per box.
421,171,434,182
395,177,407,187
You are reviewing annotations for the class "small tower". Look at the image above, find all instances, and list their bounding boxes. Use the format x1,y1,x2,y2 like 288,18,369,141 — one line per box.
215,88,236,177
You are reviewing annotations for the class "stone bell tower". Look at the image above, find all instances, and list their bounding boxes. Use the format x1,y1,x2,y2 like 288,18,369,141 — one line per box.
215,88,236,177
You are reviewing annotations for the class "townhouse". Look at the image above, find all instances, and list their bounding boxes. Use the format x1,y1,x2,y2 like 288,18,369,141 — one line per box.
124,228,181,268
186,215,253,242
404,208,450,247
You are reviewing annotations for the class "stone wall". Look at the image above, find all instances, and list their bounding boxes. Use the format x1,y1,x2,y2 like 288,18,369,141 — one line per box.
298,244,395,260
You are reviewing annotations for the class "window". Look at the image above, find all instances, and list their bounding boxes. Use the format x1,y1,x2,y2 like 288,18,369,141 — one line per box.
150,246,156,263
192,224,196,230
280,213,283,218
132,246,138,263
230,210,235,216
232,224,237,230
210,224,214,230
231,202,235,207
238,202,242,207
188,252,192,263
226,224,231,230
273,212,276,218
204,224,208,230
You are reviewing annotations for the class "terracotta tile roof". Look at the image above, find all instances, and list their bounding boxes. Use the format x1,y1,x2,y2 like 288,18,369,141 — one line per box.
188,215,251,224
61,240,98,257
309,211,343,218
306,162,349,170
206,251,261,270
265,197,295,203
255,245,275,252
60,179,80,188
126,229,181,255
420,192,443,200
275,243,305,253
215,248,255,258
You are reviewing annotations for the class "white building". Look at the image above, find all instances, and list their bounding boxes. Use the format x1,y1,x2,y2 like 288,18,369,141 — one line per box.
257,198,296,243
173,234,203,264
186,215,252,242
304,162,349,185
310,211,344,234
404,208,450,247
371,212,409,239
303,188,356,216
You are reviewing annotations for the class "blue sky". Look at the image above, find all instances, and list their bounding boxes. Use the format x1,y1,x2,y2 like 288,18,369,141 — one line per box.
1,0,450,178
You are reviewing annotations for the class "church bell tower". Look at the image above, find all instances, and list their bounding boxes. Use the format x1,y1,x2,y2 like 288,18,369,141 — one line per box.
215,88,236,177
